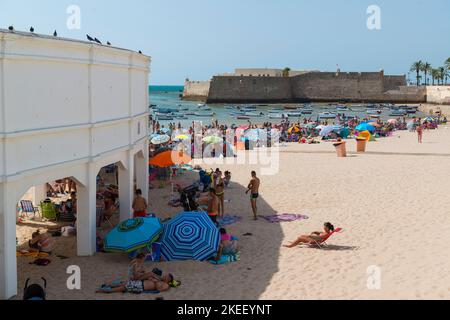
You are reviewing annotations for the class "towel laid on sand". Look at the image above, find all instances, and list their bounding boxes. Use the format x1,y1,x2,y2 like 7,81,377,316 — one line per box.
260,214,309,223
209,252,241,265
217,215,242,227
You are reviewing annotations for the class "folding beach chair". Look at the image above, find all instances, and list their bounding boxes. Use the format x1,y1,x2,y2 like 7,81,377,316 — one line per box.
20,200,39,220
309,228,343,249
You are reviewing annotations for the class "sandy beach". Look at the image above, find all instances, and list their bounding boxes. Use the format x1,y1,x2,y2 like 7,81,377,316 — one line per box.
15,124,450,300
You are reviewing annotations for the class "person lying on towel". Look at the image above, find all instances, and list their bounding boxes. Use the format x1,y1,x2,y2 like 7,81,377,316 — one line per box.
96,273,174,294
283,222,335,248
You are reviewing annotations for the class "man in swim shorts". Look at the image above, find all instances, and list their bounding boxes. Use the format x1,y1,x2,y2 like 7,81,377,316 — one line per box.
246,171,260,220
96,273,174,294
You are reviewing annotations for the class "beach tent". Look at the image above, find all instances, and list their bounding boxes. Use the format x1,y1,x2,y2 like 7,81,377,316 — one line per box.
104,217,163,253
160,212,220,261
149,150,192,167
151,134,170,145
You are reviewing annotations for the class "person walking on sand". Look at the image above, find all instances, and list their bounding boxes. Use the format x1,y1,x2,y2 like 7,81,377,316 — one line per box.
246,171,260,220
132,189,148,218
417,122,423,144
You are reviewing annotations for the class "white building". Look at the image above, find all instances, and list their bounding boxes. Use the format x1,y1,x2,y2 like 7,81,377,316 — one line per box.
0,29,150,299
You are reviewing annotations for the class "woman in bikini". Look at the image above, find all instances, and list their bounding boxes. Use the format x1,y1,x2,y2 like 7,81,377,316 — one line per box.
96,273,174,294
283,222,335,248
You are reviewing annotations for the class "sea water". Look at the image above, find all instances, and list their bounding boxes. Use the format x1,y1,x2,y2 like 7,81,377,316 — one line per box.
148,86,426,127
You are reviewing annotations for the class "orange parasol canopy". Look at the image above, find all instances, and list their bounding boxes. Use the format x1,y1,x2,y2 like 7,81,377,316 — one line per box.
149,150,192,168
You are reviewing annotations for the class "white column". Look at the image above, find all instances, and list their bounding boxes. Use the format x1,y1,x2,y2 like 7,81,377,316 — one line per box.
118,152,134,222
135,147,149,204
0,182,18,299
76,164,97,256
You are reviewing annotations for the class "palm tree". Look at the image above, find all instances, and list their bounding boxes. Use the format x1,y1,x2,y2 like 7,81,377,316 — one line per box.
431,68,439,86
438,67,446,85
420,62,431,85
282,67,291,77
410,61,423,86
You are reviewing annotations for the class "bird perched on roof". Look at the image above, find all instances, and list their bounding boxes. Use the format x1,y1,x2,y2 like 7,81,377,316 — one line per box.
107,41,111,46
8,26,14,31
94,37,102,45
138,50,142,54
30,27,34,33
86,34,95,42
53,30,57,37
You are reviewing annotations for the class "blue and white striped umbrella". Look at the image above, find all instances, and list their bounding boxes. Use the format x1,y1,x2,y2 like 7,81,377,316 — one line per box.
160,212,220,261
104,217,163,253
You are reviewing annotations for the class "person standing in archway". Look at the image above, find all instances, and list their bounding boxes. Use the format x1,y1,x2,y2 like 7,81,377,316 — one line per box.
132,189,148,218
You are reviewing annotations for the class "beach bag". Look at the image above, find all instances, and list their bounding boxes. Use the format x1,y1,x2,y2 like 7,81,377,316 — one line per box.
30,258,51,266
23,277,47,300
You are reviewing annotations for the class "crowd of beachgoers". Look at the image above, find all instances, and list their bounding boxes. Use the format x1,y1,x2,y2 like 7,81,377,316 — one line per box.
15,107,450,300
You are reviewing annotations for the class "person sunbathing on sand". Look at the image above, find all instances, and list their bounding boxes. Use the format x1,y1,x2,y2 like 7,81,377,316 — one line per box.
96,273,174,294
283,222,334,248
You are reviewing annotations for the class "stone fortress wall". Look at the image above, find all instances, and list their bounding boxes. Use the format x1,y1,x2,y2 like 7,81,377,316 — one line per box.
183,70,427,104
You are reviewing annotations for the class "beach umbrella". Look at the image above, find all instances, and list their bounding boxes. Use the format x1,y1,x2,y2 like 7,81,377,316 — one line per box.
151,134,170,145
304,123,316,129
355,123,375,133
243,129,266,141
319,126,334,137
104,217,163,253
175,134,190,141
160,128,171,134
149,150,192,167
315,125,325,130
339,127,350,138
288,125,300,134
423,117,435,123
160,212,220,261
202,136,223,144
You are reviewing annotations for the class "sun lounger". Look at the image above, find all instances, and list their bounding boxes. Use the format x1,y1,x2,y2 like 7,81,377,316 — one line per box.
20,200,39,220
308,228,343,249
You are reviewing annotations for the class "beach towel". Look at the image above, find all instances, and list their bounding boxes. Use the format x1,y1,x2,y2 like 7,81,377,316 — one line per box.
260,214,309,223
209,252,241,265
217,215,242,227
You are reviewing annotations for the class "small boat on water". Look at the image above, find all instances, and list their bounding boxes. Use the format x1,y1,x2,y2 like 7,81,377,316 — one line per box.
244,112,265,117
287,112,303,117
268,107,285,113
319,112,337,119
336,105,351,112
268,113,284,119
236,115,250,120
366,109,382,115
390,109,407,116
195,112,215,117
156,114,174,120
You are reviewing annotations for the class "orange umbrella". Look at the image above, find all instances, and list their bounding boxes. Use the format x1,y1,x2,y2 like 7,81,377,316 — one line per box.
149,150,192,168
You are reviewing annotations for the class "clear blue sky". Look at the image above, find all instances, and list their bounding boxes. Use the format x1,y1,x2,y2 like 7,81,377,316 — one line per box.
1,0,449,84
